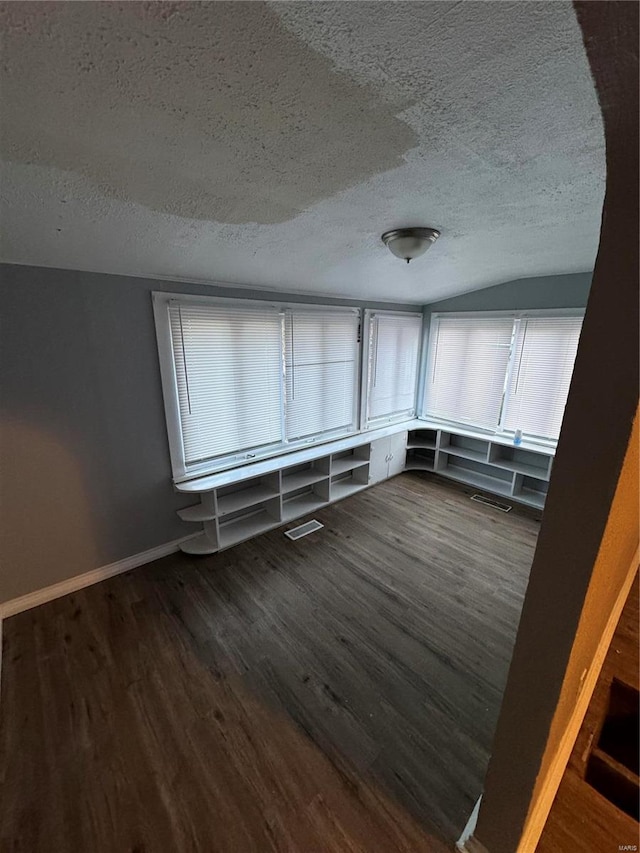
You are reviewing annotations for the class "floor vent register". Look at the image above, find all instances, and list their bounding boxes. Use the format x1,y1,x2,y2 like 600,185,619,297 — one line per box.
471,494,512,513
284,519,324,541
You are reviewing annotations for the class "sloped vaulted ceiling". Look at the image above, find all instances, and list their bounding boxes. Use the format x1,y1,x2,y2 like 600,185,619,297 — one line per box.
0,1,604,302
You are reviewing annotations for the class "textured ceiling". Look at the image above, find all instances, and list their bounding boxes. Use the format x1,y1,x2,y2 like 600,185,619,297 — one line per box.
0,1,604,303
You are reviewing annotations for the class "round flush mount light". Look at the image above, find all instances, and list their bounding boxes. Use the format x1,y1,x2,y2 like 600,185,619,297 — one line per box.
381,227,440,263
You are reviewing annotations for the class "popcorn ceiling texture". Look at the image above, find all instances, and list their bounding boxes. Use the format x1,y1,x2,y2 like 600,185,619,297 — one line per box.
0,1,604,302
1,2,416,224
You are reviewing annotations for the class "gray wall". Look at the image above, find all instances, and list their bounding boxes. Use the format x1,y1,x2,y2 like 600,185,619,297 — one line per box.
0,263,410,604
424,271,591,314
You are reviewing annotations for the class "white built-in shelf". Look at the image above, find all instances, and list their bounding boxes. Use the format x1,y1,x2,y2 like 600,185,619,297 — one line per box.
331,479,366,501
281,469,328,493
217,485,279,516
331,457,369,476
409,427,552,510
406,444,436,472
177,503,216,522
419,420,555,458
440,466,514,498
173,421,553,560
514,489,546,509
439,444,488,464
180,533,219,555
282,493,327,521
488,458,550,480
218,510,276,548
173,433,376,555
406,457,435,471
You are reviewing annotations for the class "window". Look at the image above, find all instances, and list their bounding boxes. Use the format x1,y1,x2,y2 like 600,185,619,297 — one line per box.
503,316,583,440
424,312,583,441
365,311,423,427
167,300,284,469
154,294,361,480
284,309,359,442
424,316,514,429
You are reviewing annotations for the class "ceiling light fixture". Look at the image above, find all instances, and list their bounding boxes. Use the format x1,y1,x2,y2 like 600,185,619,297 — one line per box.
381,227,440,263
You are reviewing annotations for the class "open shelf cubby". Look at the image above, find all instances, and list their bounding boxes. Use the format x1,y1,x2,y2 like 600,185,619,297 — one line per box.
488,443,552,480
282,481,329,522
438,432,490,464
512,473,549,509
437,453,514,497
407,428,438,450
216,473,280,517
406,448,435,470
330,446,370,476
218,497,281,548
330,464,369,501
281,458,330,494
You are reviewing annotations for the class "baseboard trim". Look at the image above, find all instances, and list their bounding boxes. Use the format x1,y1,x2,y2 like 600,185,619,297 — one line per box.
0,534,200,619
457,795,482,851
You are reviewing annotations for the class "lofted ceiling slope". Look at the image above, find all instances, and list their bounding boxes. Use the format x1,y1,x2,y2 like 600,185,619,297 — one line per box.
0,1,604,303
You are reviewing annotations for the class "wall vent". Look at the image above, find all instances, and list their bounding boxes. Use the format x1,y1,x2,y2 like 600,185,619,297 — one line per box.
471,494,512,513
284,519,324,541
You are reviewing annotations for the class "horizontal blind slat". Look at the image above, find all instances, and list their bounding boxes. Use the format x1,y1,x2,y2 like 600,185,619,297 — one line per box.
425,317,514,428
503,317,582,439
285,310,358,441
368,314,422,423
169,303,283,465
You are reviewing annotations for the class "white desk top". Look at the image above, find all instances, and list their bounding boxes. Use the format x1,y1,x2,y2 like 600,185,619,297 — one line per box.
175,418,555,494
175,420,423,493
418,418,557,456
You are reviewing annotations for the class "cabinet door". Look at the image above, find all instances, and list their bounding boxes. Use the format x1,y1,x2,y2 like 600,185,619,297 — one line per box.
387,430,407,477
368,437,390,484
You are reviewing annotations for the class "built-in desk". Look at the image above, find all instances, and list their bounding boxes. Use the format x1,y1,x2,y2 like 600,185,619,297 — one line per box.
175,421,420,554
175,419,554,554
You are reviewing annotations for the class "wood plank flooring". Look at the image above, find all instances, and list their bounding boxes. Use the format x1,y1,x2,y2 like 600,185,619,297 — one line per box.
0,473,539,852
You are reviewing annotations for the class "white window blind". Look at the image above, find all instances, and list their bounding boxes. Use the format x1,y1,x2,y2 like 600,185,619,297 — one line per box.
284,309,359,442
168,301,283,465
425,316,514,428
503,316,582,440
366,312,422,425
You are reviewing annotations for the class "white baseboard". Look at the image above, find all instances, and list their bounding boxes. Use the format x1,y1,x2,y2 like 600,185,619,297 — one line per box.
457,795,482,851
0,534,200,620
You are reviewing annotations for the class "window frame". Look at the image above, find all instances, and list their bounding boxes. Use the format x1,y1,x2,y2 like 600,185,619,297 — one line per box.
420,307,585,445
360,308,424,430
153,292,364,482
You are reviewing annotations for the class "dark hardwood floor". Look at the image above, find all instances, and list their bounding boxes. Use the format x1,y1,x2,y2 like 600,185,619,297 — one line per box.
0,473,539,852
